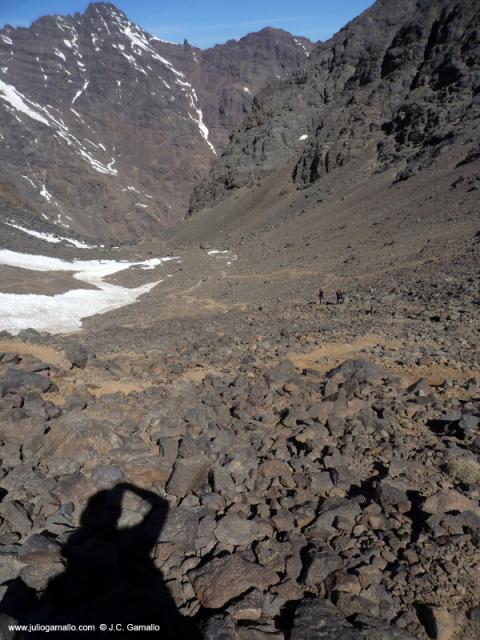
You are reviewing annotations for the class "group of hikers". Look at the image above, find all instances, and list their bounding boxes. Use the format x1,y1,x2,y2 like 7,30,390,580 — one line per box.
318,288,346,305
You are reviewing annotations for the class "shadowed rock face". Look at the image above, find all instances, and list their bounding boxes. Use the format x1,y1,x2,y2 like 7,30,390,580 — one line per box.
190,0,479,213
0,3,312,240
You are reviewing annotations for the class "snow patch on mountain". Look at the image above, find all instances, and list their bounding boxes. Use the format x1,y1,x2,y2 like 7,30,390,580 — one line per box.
4,222,99,249
294,38,309,57
176,79,216,155
0,79,117,176
40,185,53,202
54,48,66,61
21,175,37,189
0,80,50,125
72,79,89,104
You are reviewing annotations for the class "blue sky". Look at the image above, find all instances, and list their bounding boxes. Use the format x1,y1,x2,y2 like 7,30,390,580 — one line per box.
0,1,375,47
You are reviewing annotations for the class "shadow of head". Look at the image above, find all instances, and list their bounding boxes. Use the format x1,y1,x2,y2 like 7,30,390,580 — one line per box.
69,482,168,549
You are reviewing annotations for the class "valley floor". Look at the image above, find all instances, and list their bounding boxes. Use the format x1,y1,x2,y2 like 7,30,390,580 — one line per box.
0,157,479,639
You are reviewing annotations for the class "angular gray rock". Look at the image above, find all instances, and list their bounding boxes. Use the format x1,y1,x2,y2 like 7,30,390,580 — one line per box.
166,454,211,497
290,599,363,639
64,342,90,369
190,553,279,608
0,367,52,396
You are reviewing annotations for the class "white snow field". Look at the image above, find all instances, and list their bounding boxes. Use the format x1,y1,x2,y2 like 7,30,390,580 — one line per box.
0,250,178,334
207,249,238,265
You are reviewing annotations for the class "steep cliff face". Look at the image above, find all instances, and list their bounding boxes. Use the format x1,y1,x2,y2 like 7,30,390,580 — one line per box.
194,28,312,151
0,3,312,239
190,0,479,213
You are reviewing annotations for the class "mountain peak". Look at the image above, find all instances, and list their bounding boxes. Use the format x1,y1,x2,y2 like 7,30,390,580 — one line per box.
253,26,300,38
0,2,311,239
85,2,128,19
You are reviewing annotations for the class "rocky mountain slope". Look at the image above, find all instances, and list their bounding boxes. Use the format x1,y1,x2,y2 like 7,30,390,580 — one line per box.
0,0,478,637
190,0,479,213
0,3,312,239
0,199,478,638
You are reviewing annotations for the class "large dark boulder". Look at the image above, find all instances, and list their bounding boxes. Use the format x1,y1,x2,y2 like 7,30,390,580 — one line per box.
326,359,387,385
0,367,52,396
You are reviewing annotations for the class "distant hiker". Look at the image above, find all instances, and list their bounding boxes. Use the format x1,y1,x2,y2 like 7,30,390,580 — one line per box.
319,289,326,304
336,290,345,304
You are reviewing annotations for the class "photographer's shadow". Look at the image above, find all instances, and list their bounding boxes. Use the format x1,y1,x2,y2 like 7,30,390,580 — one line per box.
2,483,199,638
